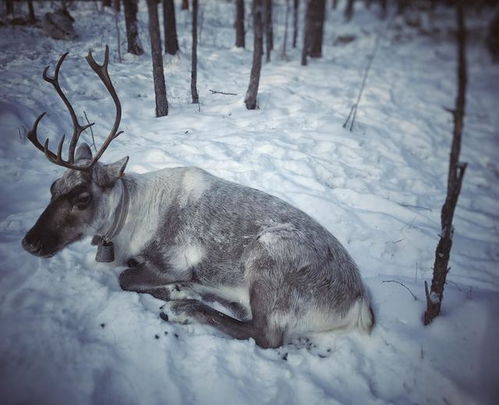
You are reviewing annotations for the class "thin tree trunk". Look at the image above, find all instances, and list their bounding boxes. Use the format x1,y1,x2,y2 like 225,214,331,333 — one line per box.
332,0,338,9
146,0,169,117
281,0,290,58
182,0,189,10
235,0,245,48
114,8,123,63
103,0,112,8
264,0,273,62
191,0,199,104
163,0,179,55
123,0,143,55
344,0,354,21
245,0,263,110
301,0,310,65
27,0,36,24
292,0,299,48
6,0,14,15
308,0,326,57
113,0,121,12
423,2,468,326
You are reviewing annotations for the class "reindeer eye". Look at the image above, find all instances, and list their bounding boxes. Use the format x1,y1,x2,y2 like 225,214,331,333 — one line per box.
75,192,92,209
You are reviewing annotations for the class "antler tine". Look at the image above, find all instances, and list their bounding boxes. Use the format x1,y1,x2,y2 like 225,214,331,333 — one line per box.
85,45,123,166
43,51,92,164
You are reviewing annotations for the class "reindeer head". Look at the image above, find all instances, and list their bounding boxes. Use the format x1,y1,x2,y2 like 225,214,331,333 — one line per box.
22,47,128,258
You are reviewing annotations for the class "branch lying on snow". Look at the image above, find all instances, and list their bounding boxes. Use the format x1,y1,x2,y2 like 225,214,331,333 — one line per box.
209,89,237,96
382,280,418,301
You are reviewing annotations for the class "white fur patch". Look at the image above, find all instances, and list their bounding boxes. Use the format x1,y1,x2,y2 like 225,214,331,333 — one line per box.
170,243,205,272
178,168,211,207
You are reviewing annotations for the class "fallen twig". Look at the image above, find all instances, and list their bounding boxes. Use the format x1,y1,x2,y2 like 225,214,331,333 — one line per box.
382,280,418,301
209,89,237,96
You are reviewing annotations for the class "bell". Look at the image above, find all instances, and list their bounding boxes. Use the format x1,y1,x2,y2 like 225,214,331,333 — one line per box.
95,240,115,262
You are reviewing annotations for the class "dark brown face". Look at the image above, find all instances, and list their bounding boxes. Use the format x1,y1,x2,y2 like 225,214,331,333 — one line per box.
22,171,95,258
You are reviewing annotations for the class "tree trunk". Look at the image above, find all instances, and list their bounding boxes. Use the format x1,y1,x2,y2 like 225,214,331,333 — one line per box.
264,0,273,62
423,2,468,326
146,0,169,117
281,0,290,58
163,0,179,55
301,0,310,66
245,0,263,110
113,0,121,12
103,0,111,8
308,0,326,58
27,0,36,24
332,0,338,9
292,0,299,48
182,0,189,10
191,0,199,104
344,0,355,22
235,0,245,48
123,0,143,55
380,0,387,18
6,0,14,15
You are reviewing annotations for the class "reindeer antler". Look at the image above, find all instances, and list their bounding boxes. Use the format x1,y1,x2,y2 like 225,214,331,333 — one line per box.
26,46,123,172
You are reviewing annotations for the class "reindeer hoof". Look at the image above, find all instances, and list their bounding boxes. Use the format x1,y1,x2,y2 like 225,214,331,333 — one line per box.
160,300,193,324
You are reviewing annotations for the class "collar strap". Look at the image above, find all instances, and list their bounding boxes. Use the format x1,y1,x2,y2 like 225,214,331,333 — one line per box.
103,177,129,242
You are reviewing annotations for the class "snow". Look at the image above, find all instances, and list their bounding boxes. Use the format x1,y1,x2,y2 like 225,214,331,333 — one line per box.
1,1,499,404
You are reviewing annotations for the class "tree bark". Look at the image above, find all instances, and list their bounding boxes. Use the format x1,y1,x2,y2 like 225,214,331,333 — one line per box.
6,0,14,15
309,0,326,57
281,0,290,58
191,0,199,104
344,0,355,22
245,0,263,110
163,0,179,55
264,0,273,62
292,0,299,48
182,0,189,10
113,0,121,12
27,0,36,24
424,2,468,326
123,0,143,55
146,0,169,117
235,0,245,48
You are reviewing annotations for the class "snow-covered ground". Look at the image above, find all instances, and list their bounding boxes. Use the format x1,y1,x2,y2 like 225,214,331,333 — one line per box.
1,1,498,404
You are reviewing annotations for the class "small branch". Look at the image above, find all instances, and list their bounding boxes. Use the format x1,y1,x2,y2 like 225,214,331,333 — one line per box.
382,280,418,301
209,89,238,96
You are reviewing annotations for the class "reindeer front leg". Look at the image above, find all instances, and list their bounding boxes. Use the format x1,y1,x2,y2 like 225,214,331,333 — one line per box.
119,261,197,301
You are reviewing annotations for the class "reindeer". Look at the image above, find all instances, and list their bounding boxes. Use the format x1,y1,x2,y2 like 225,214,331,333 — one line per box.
22,47,374,348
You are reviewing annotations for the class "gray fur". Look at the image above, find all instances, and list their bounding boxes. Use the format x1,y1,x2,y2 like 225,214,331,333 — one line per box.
23,149,374,348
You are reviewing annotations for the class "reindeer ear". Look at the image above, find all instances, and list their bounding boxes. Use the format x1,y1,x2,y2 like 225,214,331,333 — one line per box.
93,156,129,187
75,143,93,161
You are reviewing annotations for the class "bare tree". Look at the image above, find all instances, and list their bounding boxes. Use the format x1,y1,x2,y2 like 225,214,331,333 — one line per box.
302,0,326,65
146,0,168,117
264,0,273,62
344,0,355,21
163,0,180,55
27,0,36,24
245,0,264,110
424,2,468,326
235,0,245,48
5,0,12,15
123,0,143,55
191,0,199,104
292,0,299,48
281,0,290,58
